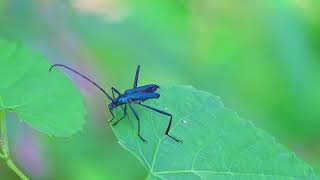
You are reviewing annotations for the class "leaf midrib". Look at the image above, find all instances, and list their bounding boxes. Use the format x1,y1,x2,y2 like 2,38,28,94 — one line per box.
154,170,311,179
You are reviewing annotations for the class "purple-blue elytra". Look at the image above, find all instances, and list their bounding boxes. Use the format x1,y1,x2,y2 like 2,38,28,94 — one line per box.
49,64,182,143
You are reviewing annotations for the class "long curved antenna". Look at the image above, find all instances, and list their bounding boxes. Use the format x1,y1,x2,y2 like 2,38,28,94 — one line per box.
50,64,114,101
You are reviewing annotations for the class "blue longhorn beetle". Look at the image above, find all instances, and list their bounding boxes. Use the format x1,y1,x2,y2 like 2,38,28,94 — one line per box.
50,64,182,143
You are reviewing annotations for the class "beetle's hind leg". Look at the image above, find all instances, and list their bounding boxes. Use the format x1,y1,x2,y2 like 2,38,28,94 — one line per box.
129,103,147,142
138,103,182,143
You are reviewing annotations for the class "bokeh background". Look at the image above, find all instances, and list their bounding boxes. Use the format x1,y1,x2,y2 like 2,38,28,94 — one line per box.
1,0,320,179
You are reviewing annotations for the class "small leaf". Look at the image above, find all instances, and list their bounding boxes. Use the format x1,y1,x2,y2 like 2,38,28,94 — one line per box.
113,84,317,179
0,38,86,137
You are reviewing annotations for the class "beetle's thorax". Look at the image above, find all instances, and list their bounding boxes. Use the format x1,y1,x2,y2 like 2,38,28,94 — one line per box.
114,94,130,106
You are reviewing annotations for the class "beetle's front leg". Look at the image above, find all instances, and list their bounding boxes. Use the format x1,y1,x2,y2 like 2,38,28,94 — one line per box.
112,104,127,126
108,107,115,123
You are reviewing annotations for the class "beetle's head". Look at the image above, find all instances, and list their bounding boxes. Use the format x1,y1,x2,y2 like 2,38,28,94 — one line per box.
108,103,116,110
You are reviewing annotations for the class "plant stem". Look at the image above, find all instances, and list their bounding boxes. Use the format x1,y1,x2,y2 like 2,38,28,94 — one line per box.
0,153,5,159
6,159,29,180
1,110,9,156
0,110,29,180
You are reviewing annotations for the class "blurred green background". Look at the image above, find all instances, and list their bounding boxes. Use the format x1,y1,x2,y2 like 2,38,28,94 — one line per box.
1,0,320,179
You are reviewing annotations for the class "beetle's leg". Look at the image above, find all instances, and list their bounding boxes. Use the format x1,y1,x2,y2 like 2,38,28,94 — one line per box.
138,103,182,143
112,104,127,126
129,103,147,142
108,107,115,123
111,86,121,99
133,65,140,88
111,90,115,99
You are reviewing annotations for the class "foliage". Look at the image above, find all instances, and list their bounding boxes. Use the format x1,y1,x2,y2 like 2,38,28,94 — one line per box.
0,38,86,179
1,0,320,179
0,38,86,137
113,84,317,179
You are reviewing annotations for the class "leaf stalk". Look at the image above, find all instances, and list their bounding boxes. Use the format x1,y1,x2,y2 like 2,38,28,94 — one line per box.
0,110,29,180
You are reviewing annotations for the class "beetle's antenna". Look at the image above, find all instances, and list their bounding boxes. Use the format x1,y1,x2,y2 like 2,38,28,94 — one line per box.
50,64,114,101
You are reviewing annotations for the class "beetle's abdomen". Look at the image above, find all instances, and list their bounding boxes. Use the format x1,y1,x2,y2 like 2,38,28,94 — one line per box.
131,92,160,102
125,84,159,94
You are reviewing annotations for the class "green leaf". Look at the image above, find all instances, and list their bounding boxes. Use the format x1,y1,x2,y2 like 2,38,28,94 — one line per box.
0,38,86,137
113,84,317,179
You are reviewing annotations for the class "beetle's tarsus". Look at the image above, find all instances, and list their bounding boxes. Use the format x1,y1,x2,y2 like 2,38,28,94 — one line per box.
167,134,183,143
139,135,147,143
112,116,126,126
